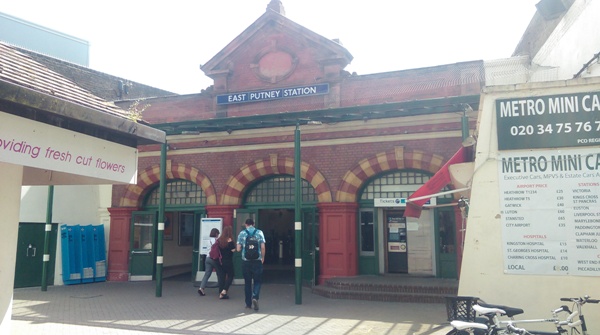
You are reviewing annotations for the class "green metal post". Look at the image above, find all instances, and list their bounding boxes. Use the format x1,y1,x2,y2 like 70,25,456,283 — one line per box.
294,123,302,304
156,141,167,297
41,185,54,291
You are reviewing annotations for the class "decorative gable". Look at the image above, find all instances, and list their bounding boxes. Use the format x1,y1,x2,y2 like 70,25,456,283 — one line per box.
201,8,353,93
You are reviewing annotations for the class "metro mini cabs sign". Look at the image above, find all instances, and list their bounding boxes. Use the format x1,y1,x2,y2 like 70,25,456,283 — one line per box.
496,91,600,150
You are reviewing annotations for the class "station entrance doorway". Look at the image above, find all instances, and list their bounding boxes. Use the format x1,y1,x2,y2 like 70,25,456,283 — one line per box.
235,208,318,286
235,174,319,287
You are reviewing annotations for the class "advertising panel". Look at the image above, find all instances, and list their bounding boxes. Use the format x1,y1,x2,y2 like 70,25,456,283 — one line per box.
496,92,600,150
498,148,600,276
0,112,138,184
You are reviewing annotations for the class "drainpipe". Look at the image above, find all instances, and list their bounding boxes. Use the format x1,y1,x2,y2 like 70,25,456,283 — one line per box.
156,141,167,297
41,185,54,291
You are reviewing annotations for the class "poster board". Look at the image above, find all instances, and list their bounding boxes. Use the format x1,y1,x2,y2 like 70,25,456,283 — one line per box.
199,218,223,255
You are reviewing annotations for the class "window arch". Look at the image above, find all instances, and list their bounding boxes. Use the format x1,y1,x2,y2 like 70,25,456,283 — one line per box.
244,175,317,205
359,170,453,201
144,179,207,207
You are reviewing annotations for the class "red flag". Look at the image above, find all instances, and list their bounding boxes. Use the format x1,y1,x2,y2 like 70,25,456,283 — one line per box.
404,146,467,218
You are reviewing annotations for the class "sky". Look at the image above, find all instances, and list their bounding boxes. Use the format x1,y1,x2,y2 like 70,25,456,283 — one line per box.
1,0,540,95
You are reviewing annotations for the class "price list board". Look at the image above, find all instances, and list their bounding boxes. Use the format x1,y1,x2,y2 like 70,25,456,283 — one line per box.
498,148,600,276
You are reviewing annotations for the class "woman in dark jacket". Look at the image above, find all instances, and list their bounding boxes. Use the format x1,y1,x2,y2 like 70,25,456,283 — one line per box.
216,226,236,299
198,228,221,296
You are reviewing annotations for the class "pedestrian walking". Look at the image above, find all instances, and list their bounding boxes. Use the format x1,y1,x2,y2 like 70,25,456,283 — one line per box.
198,228,222,296
216,226,236,299
236,218,266,311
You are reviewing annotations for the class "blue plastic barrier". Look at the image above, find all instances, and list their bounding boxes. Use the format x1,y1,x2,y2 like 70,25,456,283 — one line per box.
80,225,95,283
60,224,82,285
60,224,108,285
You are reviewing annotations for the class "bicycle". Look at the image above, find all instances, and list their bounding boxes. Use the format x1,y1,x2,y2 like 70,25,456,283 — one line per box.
447,295,598,335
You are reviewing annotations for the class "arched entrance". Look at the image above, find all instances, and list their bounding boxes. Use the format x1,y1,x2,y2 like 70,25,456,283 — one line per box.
357,170,456,278
130,179,208,281
236,175,319,286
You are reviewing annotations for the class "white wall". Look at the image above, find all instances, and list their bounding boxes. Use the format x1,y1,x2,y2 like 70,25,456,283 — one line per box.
459,78,600,332
0,162,23,334
486,1,600,87
531,0,600,81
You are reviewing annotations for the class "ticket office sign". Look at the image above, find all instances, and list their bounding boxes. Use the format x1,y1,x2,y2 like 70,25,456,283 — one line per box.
496,92,600,150
498,148,600,276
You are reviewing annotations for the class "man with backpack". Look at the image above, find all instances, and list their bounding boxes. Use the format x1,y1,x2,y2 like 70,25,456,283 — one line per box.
236,218,266,311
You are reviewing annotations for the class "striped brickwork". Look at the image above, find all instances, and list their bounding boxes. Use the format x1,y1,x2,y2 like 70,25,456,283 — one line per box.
336,147,445,202
220,154,332,205
120,160,217,207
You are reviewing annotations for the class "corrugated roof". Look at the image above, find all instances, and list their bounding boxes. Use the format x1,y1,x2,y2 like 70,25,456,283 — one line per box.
0,41,130,119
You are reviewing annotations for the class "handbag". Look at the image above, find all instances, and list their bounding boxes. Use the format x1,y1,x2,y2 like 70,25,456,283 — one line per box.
208,241,222,264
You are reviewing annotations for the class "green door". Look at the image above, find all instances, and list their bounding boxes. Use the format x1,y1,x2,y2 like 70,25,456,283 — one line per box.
301,209,318,287
14,223,58,288
437,208,458,279
130,211,156,281
234,209,257,279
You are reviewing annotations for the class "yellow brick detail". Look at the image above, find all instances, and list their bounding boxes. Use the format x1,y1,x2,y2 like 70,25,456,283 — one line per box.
346,171,362,188
206,194,217,205
359,159,375,178
231,181,245,192
394,147,405,168
337,191,355,202
376,152,390,170
429,154,444,172
412,151,424,169
255,161,267,176
270,154,278,172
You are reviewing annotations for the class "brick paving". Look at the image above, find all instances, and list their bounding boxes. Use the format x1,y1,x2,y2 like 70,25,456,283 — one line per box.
10,277,453,335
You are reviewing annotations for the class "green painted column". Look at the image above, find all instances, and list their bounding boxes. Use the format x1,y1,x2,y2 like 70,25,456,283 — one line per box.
156,141,167,297
41,185,54,291
294,123,302,304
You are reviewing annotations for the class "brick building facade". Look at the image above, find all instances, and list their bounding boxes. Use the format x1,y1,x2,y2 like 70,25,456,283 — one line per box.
108,1,482,284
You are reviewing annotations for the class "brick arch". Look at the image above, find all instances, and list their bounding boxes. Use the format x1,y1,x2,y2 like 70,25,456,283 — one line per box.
120,160,217,207
336,147,445,202
220,154,332,205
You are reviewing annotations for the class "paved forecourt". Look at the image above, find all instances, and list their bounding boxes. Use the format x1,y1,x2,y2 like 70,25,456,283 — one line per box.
10,278,452,335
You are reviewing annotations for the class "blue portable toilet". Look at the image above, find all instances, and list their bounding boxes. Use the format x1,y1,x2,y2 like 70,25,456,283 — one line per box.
92,225,106,282
60,224,82,285
80,225,95,283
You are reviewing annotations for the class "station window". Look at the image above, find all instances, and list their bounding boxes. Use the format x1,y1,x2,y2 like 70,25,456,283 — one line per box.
145,179,206,206
245,176,316,204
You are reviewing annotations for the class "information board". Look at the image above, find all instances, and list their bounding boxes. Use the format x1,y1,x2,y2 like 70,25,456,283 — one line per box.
498,148,600,276
199,218,223,255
